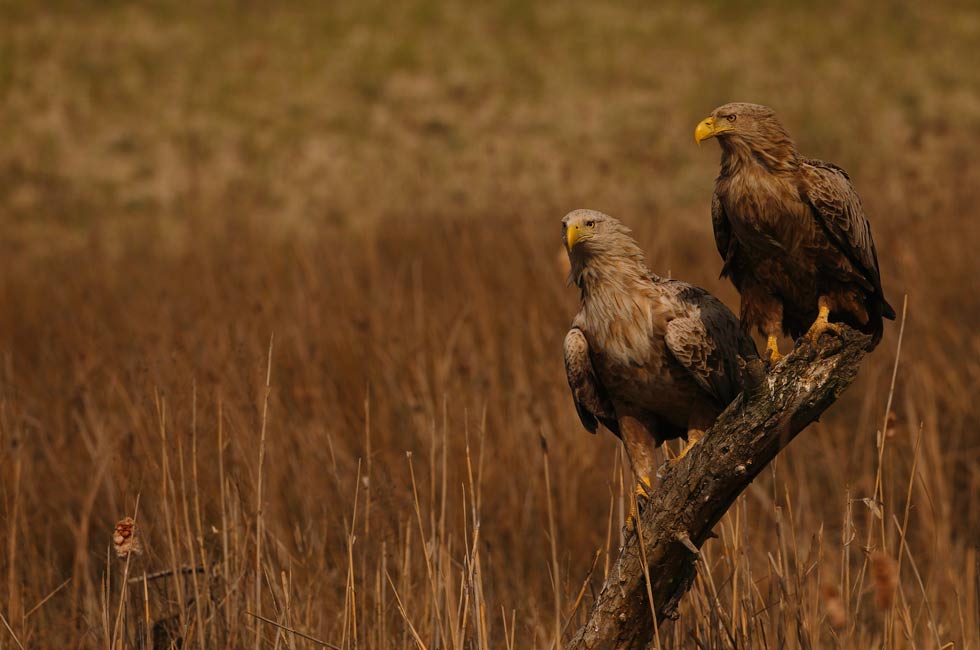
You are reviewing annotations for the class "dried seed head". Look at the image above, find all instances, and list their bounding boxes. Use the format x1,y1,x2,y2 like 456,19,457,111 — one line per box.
113,517,142,559
821,585,846,630
885,410,898,436
872,551,897,610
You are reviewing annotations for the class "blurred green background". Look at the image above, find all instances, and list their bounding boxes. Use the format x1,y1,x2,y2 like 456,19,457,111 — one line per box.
3,1,977,255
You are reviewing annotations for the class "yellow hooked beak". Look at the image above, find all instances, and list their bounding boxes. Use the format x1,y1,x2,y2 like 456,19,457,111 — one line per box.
566,224,581,250
694,116,732,145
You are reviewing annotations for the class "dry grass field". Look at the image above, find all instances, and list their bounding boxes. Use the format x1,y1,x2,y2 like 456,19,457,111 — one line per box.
1,1,979,648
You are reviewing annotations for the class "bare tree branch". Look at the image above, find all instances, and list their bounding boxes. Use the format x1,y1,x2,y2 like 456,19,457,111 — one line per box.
568,328,871,650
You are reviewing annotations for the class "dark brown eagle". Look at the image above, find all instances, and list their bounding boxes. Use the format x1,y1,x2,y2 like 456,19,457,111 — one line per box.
561,209,758,513
695,102,895,362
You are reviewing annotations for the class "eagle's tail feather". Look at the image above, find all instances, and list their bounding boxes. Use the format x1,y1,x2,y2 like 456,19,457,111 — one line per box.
880,296,897,321
862,294,896,350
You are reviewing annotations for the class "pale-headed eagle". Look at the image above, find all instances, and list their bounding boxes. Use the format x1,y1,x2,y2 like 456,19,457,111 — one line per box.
695,103,895,362
562,209,758,506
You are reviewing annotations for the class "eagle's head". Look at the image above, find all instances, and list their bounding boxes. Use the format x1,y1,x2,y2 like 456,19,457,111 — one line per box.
694,103,796,163
561,209,646,286
563,209,628,254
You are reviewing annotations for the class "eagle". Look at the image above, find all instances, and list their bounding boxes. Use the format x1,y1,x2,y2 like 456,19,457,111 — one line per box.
694,102,895,362
561,209,759,509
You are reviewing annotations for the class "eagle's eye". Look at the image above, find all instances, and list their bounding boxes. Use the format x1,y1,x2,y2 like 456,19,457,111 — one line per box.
726,114,737,122
586,220,595,228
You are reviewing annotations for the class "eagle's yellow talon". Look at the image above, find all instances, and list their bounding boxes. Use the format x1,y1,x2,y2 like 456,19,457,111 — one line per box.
805,304,843,345
626,476,653,529
669,430,704,466
766,335,783,366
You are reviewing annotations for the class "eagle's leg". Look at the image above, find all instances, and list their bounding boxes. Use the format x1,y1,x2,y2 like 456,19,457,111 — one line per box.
669,410,714,466
626,476,652,530
765,335,783,365
669,429,702,465
617,414,658,530
746,290,783,366
764,314,784,365
805,296,843,345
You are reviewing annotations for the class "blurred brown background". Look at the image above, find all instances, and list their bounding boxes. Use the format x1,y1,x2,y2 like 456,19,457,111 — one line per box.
1,1,979,648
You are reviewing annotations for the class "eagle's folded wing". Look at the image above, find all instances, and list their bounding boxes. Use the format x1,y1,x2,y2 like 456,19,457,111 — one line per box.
711,192,737,281
563,328,619,436
799,159,895,319
665,291,756,405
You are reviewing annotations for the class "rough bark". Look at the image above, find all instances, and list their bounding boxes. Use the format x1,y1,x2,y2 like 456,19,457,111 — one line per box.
567,329,870,650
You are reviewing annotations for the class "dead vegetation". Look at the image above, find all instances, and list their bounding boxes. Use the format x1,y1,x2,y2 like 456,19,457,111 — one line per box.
1,2,979,648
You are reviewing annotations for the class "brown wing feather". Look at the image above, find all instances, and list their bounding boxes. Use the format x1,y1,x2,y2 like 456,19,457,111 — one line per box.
563,328,619,436
663,284,758,405
799,159,895,320
711,192,736,281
